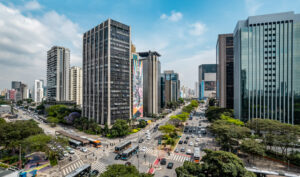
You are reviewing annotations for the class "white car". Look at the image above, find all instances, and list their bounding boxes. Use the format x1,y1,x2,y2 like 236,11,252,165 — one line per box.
69,149,75,154
194,143,199,147
186,149,192,155
191,134,195,138
189,142,194,146
195,138,200,142
147,136,151,140
63,151,69,157
140,147,147,152
80,147,88,152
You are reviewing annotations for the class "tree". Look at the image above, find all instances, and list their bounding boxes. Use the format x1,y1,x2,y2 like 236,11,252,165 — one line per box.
0,118,6,124
137,120,147,128
205,106,233,122
240,139,265,163
22,134,52,153
159,124,176,134
100,164,153,177
178,98,184,104
175,161,203,177
109,119,130,138
208,98,216,106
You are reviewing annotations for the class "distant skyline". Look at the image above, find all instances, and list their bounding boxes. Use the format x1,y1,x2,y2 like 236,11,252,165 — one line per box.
0,0,299,90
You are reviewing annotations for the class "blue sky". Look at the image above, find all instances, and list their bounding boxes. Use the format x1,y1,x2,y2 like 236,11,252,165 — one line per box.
0,0,299,90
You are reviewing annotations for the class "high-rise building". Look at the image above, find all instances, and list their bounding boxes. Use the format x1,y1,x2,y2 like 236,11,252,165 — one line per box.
82,19,131,125
21,83,28,99
139,51,161,116
198,64,217,99
9,89,16,101
34,80,44,103
132,53,143,118
233,11,300,125
161,70,180,107
11,81,22,101
70,66,82,106
216,33,234,109
47,46,70,101
195,82,199,98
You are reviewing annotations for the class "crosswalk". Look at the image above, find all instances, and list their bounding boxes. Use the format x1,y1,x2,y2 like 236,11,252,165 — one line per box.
61,160,84,176
169,153,192,162
92,160,107,174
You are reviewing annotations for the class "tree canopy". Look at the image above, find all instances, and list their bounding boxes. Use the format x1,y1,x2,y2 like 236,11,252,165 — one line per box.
100,164,153,177
108,119,130,138
205,106,233,122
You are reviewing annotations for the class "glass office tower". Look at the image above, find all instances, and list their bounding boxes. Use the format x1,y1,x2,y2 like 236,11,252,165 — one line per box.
234,12,300,125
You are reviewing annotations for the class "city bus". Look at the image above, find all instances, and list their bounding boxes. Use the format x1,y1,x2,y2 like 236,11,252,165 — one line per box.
121,145,139,160
115,141,132,153
87,138,101,148
194,147,200,163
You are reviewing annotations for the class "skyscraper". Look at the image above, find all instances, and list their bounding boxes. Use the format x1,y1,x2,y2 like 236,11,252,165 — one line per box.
216,33,234,109
11,81,22,101
82,19,131,125
161,70,180,107
233,11,300,125
198,64,217,100
70,66,82,106
34,80,44,103
139,51,161,116
47,46,70,101
132,53,143,118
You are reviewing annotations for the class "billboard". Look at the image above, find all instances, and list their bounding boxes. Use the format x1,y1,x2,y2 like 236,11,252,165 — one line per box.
132,54,143,118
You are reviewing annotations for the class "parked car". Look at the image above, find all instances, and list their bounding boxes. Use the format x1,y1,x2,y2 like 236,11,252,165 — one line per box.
63,151,69,157
184,140,188,144
194,143,199,147
186,149,192,155
178,140,183,144
186,136,190,140
191,134,195,138
160,158,167,165
69,149,75,154
80,147,88,152
175,148,179,153
147,136,151,140
167,162,174,169
138,138,144,143
189,142,194,146
140,146,147,152
180,147,185,152
195,138,200,142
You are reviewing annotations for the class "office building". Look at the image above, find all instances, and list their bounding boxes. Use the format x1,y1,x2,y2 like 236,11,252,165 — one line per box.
11,81,22,101
198,64,217,99
233,11,300,124
195,82,199,98
21,83,28,99
70,66,82,106
47,46,70,101
82,19,131,125
161,70,180,107
34,80,44,103
216,33,234,109
9,89,16,101
132,53,143,118
139,51,161,116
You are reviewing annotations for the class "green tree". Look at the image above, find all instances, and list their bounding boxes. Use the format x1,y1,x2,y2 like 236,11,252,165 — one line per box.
205,106,233,122
100,164,153,177
175,161,203,177
109,119,130,138
208,98,216,106
159,124,176,134
137,120,147,128
22,134,52,153
0,117,6,124
178,97,185,104
240,139,265,163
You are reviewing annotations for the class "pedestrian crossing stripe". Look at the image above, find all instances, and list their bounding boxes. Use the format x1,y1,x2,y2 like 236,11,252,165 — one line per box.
169,154,192,162
62,160,84,176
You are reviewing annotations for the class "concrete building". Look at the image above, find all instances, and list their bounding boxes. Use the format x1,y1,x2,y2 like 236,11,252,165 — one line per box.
132,53,143,118
195,82,199,98
139,51,161,116
82,19,131,125
11,81,22,101
161,70,180,107
47,46,70,101
34,79,44,103
198,64,217,99
21,83,28,99
233,11,300,125
8,89,16,101
69,66,82,106
216,33,234,109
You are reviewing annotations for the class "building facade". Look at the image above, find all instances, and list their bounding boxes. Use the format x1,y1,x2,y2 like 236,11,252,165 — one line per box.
139,51,161,116
233,11,300,125
47,46,70,101
198,64,217,99
161,70,180,107
34,80,44,103
82,19,131,125
70,66,82,106
195,82,199,98
132,53,143,118
216,33,234,109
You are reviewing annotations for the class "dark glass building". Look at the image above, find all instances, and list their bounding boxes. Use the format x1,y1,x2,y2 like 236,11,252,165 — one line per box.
82,19,131,125
198,64,217,100
161,70,180,108
234,12,300,125
216,34,234,109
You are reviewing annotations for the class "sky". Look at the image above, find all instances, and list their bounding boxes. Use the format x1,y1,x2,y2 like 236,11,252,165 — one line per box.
0,0,299,90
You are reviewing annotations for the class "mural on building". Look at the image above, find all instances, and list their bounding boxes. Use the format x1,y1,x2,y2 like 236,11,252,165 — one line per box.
132,54,143,118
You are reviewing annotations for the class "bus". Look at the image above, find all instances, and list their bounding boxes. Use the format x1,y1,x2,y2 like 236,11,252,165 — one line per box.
121,145,139,160
65,164,91,177
115,141,132,153
87,138,101,148
194,147,200,163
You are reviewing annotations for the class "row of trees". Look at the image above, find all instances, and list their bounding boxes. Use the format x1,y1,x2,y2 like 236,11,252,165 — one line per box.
100,164,153,177
175,149,255,177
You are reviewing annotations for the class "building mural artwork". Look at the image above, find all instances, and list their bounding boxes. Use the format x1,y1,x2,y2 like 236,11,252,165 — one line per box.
133,54,143,118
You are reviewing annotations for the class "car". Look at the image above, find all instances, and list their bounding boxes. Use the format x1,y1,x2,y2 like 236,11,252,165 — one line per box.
198,134,202,138
180,147,185,152
147,136,151,140
184,140,188,144
63,151,69,157
138,138,144,143
174,148,179,153
160,158,167,165
140,147,147,152
167,162,174,169
80,147,88,152
186,136,190,140
91,170,99,176
186,149,192,155
189,142,194,146
178,140,183,144
69,149,75,154
195,138,200,142
194,143,199,147
115,154,121,160
191,134,195,138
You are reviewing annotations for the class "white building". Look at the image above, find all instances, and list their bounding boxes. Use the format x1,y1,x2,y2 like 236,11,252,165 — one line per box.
69,66,82,106
34,80,44,103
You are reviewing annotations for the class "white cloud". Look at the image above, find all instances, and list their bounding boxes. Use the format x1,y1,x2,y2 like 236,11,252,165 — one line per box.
23,0,43,11
160,10,183,22
245,0,263,16
189,22,206,36
0,3,82,89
